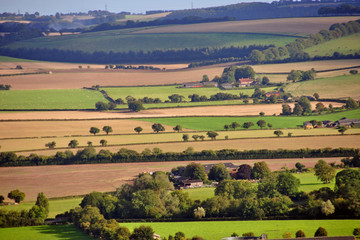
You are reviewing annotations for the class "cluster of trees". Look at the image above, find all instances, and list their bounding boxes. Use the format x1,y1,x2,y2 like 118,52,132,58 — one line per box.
0,84,11,90
95,101,116,111
0,23,43,46
105,64,162,71
0,192,49,227
0,147,358,167
216,66,256,84
281,96,312,116
249,19,360,64
0,44,271,64
318,4,360,15
223,120,269,131
287,69,316,82
88,126,113,135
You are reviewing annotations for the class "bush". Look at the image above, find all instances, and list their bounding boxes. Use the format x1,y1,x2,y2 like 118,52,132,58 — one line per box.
283,232,291,238
314,227,327,237
350,70,358,75
296,230,306,238
243,232,255,237
353,228,360,236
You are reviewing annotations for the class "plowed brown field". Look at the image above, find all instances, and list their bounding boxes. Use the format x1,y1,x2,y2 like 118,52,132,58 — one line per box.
0,157,343,200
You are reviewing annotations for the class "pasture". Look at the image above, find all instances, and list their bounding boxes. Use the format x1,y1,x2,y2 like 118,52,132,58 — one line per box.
5,32,296,53
133,16,360,35
122,219,360,240
0,225,93,240
102,85,275,102
285,75,360,99
0,158,343,201
305,33,360,57
0,89,106,110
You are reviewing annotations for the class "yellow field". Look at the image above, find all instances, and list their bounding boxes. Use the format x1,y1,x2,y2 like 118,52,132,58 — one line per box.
134,17,360,34
0,157,341,201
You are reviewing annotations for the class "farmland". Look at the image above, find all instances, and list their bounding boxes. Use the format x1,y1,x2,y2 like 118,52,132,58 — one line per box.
284,75,360,99
0,158,343,201
0,89,106,110
133,16,360,35
4,32,296,53
305,33,360,57
122,220,360,240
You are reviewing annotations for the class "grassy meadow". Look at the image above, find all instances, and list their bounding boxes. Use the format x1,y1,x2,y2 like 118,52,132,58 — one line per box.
305,33,360,57
138,109,360,131
5,32,297,53
122,219,360,240
0,89,106,110
0,225,93,240
285,74,360,99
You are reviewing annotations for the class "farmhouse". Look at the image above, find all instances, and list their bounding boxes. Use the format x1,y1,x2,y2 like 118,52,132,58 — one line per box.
238,78,255,87
265,91,280,98
180,179,204,188
202,81,218,87
182,82,203,88
221,83,236,89
335,118,360,127
203,163,238,173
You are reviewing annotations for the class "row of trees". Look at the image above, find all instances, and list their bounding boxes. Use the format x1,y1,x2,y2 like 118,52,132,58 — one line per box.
0,84,11,90
1,146,358,167
0,192,49,227
249,19,360,64
318,4,360,15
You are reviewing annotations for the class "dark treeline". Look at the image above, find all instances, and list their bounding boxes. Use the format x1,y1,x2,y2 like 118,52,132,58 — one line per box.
0,23,43,46
0,44,271,64
318,4,360,15
86,16,235,33
0,147,358,167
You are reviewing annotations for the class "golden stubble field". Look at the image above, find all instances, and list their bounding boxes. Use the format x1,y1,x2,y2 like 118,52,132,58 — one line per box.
0,157,343,201
134,17,360,34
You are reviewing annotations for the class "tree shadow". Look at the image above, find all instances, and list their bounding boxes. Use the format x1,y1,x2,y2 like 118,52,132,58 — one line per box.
34,224,94,239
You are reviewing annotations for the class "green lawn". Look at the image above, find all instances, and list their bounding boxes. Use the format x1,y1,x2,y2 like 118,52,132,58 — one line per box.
5,32,297,53
138,109,360,131
103,85,276,102
285,74,360,99
305,33,360,57
183,188,215,201
0,225,93,240
122,219,360,240
0,197,82,218
0,89,106,110
294,171,335,193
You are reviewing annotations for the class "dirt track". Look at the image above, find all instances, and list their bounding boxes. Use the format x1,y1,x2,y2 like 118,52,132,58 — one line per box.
0,157,343,200
0,102,343,120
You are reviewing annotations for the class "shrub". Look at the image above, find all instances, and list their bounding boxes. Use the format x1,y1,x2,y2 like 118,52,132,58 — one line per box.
283,232,291,238
296,230,306,238
243,232,255,237
353,228,360,236
314,227,327,237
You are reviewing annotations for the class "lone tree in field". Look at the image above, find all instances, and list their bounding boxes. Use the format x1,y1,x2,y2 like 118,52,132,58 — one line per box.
35,192,49,216
243,122,254,129
45,141,56,149
274,130,283,137
102,126,113,135
314,227,327,237
182,134,189,142
337,126,347,135
207,131,218,140
152,123,165,133
8,189,25,203
257,120,266,129
267,123,273,129
100,139,108,147
231,122,241,130
296,230,306,238
224,124,230,131
90,127,100,135
128,101,144,112
68,139,79,148
313,93,320,100
173,125,182,133
134,126,143,134
314,160,336,184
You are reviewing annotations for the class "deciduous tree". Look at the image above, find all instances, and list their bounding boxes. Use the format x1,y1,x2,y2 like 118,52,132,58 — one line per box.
8,189,25,203
134,126,143,134
257,120,266,129
90,127,100,135
314,160,336,184
173,125,182,133
152,123,165,133
102,126,113,135
208,163,230,182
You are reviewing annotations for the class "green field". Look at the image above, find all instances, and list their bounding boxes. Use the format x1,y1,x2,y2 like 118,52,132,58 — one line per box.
103,85,276,103
122,219,360,240
183,188,216,201
285,74,360,99
0,197,82,218
305,33,360,57
0,225,93,240
5,32,297,53
296,171,335,192
0,55,35,62
138,109,360,131
0,89,106,110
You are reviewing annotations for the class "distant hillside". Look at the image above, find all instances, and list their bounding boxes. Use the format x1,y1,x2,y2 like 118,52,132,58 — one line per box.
164,2,359,20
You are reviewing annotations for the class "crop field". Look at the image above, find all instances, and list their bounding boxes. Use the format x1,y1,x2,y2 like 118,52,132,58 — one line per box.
122,219,360,240
138,109,360,131
5,32,296,53
134,16,360,35
305,33,360,57
252,59,360,73
0,89,106,110
102,85,275,102
0,197,82,218
285,75,360,99
0,225,93,240
0,158,342,201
